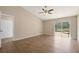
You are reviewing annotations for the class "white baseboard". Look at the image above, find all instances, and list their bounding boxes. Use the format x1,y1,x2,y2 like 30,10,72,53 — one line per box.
44,33,54,36
13,33,43,41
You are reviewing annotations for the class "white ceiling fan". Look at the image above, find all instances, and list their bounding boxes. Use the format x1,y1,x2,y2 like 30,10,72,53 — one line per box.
39,6,54,16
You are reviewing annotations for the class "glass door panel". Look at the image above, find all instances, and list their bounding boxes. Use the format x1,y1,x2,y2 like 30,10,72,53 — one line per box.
55,23,61,32
55,21,71,39
62,22,69,32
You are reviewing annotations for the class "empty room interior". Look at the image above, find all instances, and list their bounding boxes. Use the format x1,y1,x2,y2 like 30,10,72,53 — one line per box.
0,6,79,53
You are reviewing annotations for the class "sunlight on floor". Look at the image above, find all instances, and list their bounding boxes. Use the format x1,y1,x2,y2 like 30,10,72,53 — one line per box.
54,32,71,40
54,32,72,52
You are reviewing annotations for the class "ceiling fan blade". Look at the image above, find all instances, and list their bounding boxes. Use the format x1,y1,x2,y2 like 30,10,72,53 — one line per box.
48,12,52,14
42,8,44,11
48,9,54,12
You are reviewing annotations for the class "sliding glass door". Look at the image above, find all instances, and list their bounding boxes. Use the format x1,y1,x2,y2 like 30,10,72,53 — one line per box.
55,21,71,39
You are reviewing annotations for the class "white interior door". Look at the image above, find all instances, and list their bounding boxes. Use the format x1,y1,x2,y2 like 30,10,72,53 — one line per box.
0,14,14,39
1,20,13,38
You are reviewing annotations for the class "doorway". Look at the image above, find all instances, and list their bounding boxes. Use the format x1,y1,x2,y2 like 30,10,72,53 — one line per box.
0,14,14,39
54,21,71,40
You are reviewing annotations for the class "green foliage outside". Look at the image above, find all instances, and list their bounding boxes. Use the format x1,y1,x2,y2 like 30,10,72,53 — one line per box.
55,22,69,32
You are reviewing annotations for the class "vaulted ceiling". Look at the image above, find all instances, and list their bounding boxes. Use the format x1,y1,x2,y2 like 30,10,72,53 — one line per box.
23,6,79,20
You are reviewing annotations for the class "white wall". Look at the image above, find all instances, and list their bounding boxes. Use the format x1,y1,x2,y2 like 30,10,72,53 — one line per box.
0,6,43,41
43,20,54,35
43,16,77,40
77,14,79,41
0,38,1,48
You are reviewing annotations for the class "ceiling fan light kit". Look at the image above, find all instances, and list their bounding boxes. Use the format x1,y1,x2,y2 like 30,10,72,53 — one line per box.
43,12,48,16
39,6,54,16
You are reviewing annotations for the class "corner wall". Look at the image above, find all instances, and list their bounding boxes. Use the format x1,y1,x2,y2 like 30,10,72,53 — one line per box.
0,6,43,41
43,16,77,40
